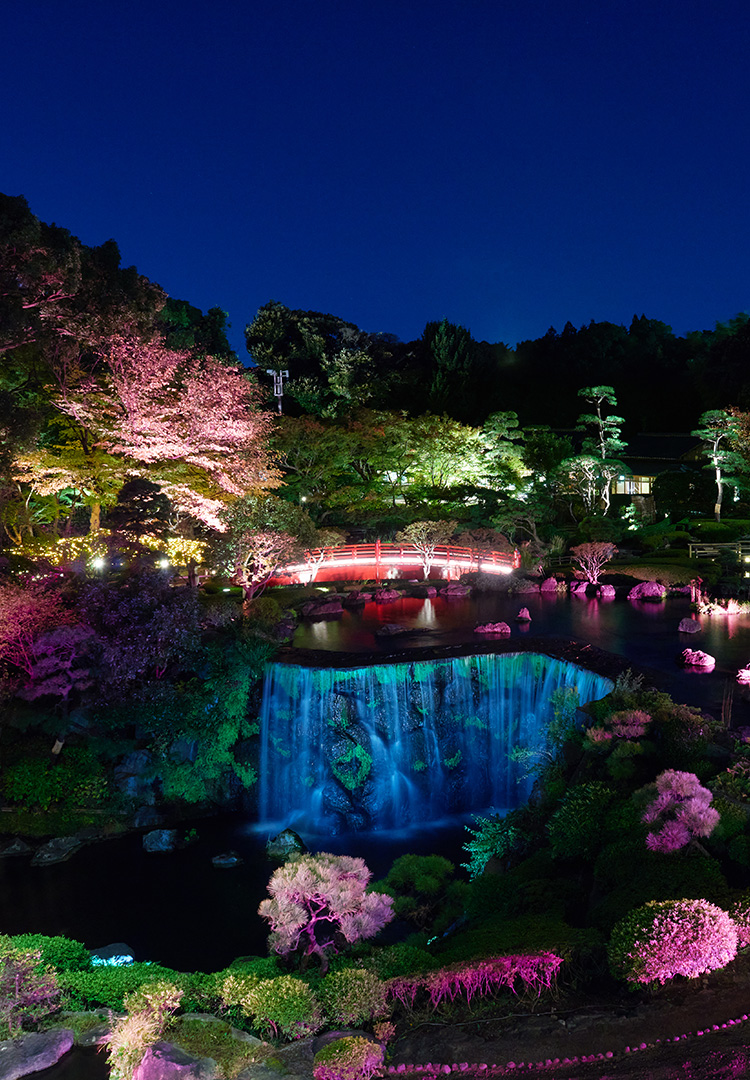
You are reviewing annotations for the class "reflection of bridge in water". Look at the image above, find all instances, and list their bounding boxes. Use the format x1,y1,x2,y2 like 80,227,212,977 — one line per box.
269,540,520,585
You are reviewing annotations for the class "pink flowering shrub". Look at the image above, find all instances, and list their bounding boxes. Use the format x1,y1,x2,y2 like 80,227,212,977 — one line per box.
258,853,394,972
585,709,651,746
313,1036,384,1080
642,770,720,853
608,899,738,984
387,953,562,1010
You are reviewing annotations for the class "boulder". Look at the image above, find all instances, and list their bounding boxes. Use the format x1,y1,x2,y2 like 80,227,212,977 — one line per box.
132,1041,219,1080
342,591,370,606
374,589,401,603
374,623,407,636
132,806,165,830
512,579,540,593
738,666,750,685
474,622,511,635
114,750,157,803
515,607,532,621
299,598,344,619
597,584,616,599
570,581,589,595
30,836,84,866
540,577,559,592
0,1030,74,1080
680,649,716,669
411,585,438,598
678,617,702,633
90,942,135,966
439,583,471,599
266,828,306,861
211,850,244,869
142,829,180,853
0,839,32,858
628,580,667,601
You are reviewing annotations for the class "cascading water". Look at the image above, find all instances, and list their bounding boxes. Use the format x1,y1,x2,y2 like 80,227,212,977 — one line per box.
258,652,612,833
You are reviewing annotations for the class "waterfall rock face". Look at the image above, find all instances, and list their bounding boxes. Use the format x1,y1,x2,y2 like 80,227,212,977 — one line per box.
258,653,612,834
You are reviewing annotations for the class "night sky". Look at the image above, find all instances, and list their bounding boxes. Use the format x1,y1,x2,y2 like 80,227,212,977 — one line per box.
3,1,750,357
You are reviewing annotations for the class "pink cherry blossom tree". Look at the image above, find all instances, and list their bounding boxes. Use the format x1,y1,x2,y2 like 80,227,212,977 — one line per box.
569,541,618,584
53,335,281,527
258,853,394,973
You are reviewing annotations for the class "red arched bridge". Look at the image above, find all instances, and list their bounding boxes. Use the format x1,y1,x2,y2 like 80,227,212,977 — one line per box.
268,540,520,586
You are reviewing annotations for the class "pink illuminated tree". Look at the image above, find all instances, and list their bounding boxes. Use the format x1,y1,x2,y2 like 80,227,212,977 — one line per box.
53,335,281,526
569,541,618,584
258,853,394,973
218,494,319,601
0,582,71,681
642,769,720,853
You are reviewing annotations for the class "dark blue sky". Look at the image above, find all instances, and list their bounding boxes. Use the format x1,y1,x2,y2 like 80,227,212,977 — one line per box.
3,1,749,357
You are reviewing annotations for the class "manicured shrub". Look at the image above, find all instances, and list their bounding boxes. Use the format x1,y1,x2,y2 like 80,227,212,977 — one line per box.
374,853,455,929
318,968,388,1026
366,944,434,980
58,962,185,1011
313,1035,384,1080
547,782,617,860
245,975,322,1040
10,933,92,973
608,899,738,984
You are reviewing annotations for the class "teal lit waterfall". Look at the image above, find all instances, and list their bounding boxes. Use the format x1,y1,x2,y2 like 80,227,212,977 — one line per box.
258,653,612,832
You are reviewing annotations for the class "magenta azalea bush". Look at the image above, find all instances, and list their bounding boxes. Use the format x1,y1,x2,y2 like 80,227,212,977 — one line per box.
642,770,720,853
608,899,738,984
258,853,394,972
387,953,562,1010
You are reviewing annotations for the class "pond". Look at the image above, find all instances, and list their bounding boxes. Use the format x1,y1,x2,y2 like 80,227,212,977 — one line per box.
1,591,749,975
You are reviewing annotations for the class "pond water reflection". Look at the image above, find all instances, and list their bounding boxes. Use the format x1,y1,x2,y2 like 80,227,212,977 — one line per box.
292,592,750,720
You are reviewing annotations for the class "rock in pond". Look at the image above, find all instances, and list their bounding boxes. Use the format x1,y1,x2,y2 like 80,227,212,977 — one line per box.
374,623,408,637
211,850,244,869
678,617,702,633
0,1029,74,1080
628,580,667,600
374,588,401,603
266,828,306,861
515,607,532,621
597,583,616,599
143,829,180,853
31,836,85,866
474,622,511,635
0,839,32,858
440,582,471,598
680,648,716,669
540,576,559,592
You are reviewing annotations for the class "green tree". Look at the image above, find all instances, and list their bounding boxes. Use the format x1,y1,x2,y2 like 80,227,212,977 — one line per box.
692,409,745,522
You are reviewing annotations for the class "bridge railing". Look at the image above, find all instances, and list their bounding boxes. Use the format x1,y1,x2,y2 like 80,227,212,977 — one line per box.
276,541,520,584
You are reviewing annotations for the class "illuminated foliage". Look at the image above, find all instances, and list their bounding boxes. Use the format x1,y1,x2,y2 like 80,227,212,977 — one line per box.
258,853,394,973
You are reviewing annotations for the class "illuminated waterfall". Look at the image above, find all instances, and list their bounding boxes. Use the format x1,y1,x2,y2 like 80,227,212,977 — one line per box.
258,653,612,832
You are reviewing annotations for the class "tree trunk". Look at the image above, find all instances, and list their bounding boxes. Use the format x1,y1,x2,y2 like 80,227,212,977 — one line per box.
88,501,101,533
